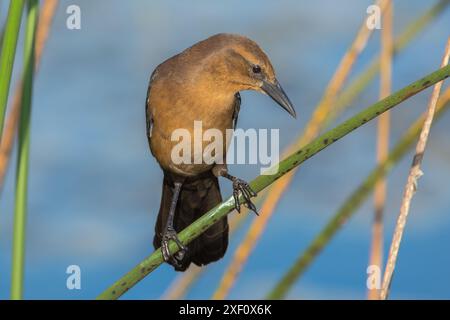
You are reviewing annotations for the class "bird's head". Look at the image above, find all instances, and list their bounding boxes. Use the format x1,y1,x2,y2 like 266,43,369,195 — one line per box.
193,33,296,118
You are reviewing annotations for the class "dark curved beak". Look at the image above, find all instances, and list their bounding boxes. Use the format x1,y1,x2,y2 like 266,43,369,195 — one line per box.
261,78,296,118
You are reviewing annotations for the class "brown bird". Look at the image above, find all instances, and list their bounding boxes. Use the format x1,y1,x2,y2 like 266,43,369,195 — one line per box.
145,33,296,271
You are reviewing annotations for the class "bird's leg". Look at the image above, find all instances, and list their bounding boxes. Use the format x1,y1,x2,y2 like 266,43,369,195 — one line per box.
161,181,187,267
221,172,258,215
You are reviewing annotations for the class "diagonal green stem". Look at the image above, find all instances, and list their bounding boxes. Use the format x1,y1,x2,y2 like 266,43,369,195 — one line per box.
10,0,38,300
266,95,450,300
0,0,25,137
97,65,450,300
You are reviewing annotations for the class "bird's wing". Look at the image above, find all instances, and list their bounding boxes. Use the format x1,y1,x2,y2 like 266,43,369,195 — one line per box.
232,92,241,130
145,70,157,144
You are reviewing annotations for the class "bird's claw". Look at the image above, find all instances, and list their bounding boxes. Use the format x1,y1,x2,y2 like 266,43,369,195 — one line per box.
232,178,258,215
161,228,187,267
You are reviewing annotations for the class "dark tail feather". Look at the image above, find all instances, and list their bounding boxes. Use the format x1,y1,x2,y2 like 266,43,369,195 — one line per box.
153,171,228,271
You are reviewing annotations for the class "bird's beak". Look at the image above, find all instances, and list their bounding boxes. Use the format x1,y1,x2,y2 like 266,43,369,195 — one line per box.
261,78,296,118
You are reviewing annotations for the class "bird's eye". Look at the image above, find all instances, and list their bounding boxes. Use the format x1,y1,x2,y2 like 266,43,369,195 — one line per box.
252,65,261,74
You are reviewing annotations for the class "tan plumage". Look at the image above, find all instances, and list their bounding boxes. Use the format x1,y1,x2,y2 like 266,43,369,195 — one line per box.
147,33,276,176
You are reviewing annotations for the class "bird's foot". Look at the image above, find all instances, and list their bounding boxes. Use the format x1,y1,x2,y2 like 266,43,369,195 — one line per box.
161,228,187,268
232,178,258,215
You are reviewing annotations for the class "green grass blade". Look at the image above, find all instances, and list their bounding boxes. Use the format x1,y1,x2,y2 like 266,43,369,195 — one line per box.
0,0,25,136
97,65,450,300
10,0,38,300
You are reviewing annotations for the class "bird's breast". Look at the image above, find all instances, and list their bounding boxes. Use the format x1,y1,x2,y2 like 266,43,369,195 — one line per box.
149,91,236,176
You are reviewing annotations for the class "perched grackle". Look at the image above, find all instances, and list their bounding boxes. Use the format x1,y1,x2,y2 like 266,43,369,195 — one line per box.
145,33,296,271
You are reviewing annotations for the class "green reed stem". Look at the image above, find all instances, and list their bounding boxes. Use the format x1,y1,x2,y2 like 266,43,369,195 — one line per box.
10,0,38,300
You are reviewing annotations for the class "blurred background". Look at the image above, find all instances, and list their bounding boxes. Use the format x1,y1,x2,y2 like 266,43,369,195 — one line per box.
0,0,449,299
